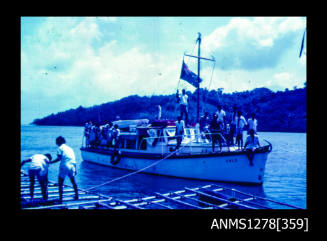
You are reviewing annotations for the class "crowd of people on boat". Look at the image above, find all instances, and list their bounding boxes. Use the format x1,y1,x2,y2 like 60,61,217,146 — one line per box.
172,105,260,153
176,88,260,152
84,120,121,150
82,88,261,154
197,105,259,152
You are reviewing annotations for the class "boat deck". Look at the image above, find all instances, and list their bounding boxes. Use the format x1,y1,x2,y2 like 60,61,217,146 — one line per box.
21,171,301,210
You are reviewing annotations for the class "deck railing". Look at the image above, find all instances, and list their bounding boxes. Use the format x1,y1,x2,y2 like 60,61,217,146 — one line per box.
82,131,272,156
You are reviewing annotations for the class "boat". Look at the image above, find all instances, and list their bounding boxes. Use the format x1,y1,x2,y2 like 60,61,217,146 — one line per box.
80,33,272,185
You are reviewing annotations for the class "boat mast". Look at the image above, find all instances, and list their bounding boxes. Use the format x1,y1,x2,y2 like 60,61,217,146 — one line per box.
196,33,201,124
184,33,215,124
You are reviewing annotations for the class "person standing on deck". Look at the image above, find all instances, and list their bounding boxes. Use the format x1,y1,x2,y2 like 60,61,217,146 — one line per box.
200,111,210,141
230,106,238,145
95,124,102,148
235,111,247,149
100,121,110,147
21,153,52,201
50,136,78,202
243,129,261,166
84,120,92,147
112,124,121,152
215,104,226,130
157,105,162,120
225,123,232,147
210,114,223,152
247,113,258,134
88,124,96,148
176,89,189,126
106,122,114,147
175,116,185,150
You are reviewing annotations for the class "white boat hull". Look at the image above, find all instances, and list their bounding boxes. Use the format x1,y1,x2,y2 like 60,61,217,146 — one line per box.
80,148,269,184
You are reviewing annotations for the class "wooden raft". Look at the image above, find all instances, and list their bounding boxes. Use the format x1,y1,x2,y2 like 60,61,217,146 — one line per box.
21,171,302,210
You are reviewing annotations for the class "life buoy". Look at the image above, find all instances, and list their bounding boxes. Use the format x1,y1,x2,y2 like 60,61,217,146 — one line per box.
110,150,121,165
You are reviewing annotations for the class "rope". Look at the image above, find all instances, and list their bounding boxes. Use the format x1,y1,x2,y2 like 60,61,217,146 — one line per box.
197,55,215,111
176,54,185,92
84,139,193,192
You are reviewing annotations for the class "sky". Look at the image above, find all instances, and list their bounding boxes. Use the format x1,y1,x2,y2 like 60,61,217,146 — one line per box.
21,16,306,125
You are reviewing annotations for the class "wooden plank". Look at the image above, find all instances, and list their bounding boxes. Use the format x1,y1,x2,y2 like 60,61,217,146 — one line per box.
198,188,268,209
20,187,65,193
129,200,173,209
241,198,273,209
21,183,58,189
150,198,167,204
22,194,101,207
21,199,61,208
142,201,173,209
149,201,173,209
175,193,227,209
96,202,117,210
184,187,257,210
21,188,79,195
24,199,110,210
21,191,75,198
155,193,203,209
115,199,144,209
210,184,302,209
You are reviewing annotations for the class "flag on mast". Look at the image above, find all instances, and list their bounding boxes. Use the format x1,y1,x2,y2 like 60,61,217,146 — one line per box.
180,61,202,88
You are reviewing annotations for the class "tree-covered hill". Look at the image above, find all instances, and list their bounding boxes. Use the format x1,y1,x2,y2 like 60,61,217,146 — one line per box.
32,87,306,133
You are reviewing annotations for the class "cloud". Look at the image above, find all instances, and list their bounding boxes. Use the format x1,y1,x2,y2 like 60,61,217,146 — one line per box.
299,54,306,65
202,17,306,70
270,72,303,90
98,17,117,22
21,17,306,124
21,17,182,124
198,65,305,93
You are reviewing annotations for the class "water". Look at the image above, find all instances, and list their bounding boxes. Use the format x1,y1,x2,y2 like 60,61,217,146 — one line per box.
20,125,306,209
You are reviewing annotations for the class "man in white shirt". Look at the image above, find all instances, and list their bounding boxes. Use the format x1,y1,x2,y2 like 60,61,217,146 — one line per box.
112,124,120,147
177,89,189,125
236,111,247,149
244,129,261,166
229,106,238,145
21,153,52,201
175,116,185,150
106,122,114,147
157,105,162,120
247,113,258,134
84,120,92,147
216,105,226,128
50,136,78,202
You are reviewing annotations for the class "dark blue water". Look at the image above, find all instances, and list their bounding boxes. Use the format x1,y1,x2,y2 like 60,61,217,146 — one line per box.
20,125,306,209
